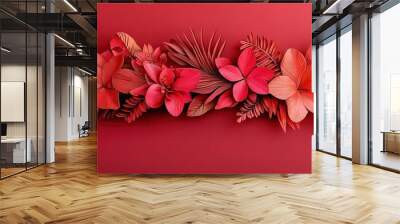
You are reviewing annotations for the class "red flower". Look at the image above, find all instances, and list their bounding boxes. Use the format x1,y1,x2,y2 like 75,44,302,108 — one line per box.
143,62,200,117
268,48,313,123
97,50,123,109
135,44,167,66
215,48,274,102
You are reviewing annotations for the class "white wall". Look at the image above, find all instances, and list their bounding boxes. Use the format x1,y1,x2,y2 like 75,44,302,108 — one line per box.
54,67,89,141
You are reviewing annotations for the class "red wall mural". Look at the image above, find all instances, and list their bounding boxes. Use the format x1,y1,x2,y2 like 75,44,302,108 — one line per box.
97,3,313,173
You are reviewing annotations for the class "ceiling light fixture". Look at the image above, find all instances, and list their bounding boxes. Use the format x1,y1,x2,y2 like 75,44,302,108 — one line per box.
322,0,354,15
54,34,75,48
77,67,93,76
1,47,11,53
63,0,78,12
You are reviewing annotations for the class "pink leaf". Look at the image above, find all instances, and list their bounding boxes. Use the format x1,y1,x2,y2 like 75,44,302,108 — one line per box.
145,84,165,108
215,90,236,110
286,92,308,123
246,67,274,95
173,68,201,92
112,69,147,94
232,80,248,102
143,62,161,83
280,48,307,86
238,48,256,76
187,95,216,117
98,88,120,110
165,91,185,117
215,57,232,68
218,65,243,82
268,76,297,100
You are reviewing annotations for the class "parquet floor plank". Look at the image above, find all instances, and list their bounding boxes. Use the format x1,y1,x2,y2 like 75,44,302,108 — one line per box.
1,135,400,223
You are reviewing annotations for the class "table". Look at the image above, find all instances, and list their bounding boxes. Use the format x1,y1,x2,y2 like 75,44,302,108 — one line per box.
1,138,31,164
381,131,400,154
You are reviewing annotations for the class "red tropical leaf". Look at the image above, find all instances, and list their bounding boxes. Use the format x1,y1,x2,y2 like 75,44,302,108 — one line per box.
116,32,142,56
187,94,217,117
112,69,147,94
236,99,265,123
192,71,232,94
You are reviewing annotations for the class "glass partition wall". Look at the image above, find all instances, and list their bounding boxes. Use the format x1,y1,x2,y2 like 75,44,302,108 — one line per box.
0,2,46,179
316,26,353,159
370,3,400,171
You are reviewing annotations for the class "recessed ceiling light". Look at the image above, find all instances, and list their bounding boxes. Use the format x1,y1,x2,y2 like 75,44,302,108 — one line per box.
63,0,78,12
54,34,75,48
77,67,93,76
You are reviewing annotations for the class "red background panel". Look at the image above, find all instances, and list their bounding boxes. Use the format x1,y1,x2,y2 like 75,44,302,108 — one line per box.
97,3,313,174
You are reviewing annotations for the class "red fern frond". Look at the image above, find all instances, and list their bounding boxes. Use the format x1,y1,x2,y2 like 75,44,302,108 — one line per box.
236,99,265,123
113,95,148,123
240,33,282,75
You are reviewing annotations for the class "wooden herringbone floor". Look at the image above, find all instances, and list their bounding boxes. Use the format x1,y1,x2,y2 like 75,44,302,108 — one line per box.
1,135,400,224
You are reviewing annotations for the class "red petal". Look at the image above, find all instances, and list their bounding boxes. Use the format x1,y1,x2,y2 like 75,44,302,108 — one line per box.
129,85,149,96
143,62,161,83
232,80,248,102
300,90,313,112
246,67,274,95
173,68,200,92
165,92,185,117
215,57,232,69
97,88,120,110
286,92,308,123
218,65,243,82
215,90,236,110
299,63,312,91
112,69,147,94
305,46,312,64
180,91,192,103
238,48,256,76
100,54,123,86
145,84,165,108
268,76,297,100
280,48,307,86
159,68,176,88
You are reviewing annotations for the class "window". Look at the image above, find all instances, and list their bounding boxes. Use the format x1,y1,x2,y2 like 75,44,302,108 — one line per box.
339,27,352,158
317,36,337,154
370,3,400,171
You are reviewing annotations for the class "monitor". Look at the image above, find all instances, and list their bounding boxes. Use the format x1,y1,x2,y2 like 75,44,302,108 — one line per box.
1,123,7,137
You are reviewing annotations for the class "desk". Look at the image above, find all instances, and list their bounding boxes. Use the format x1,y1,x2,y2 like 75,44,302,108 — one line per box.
381,131,400,154
1,138,31,163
